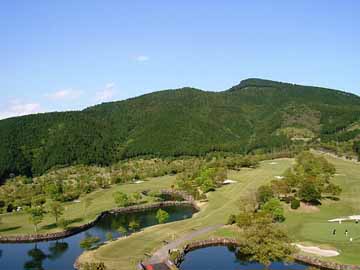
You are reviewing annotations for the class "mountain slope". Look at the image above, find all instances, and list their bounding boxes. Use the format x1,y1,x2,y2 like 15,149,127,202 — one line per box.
1,78,360,180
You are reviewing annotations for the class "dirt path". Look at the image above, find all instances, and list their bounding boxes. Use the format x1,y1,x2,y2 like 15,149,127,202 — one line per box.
146,224,223,264
295,244,340,257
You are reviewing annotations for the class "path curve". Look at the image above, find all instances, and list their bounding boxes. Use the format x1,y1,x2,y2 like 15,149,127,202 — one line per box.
146,224,223,264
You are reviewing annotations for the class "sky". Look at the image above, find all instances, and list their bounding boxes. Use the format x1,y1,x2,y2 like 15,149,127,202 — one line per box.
0,0,359,119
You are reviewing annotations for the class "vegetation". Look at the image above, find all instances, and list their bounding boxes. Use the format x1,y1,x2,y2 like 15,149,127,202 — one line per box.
80,262,107,270
1,78,360,182
0,158,203,214
27,205,45,233
176,164,227,199
48,201,64,224
156,209,169,224
80,235,101,250
236,210,294,266
0,174,177,235
76,158,295,269
256,151,341,207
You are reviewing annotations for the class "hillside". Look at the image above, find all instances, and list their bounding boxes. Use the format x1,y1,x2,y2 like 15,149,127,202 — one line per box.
1,78,360,180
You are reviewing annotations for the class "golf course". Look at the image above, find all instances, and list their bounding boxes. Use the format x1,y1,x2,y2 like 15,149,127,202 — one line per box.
74,153,360,269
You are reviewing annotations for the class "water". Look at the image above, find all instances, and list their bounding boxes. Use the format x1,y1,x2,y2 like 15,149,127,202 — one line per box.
0,205,195,270
180,246,309,270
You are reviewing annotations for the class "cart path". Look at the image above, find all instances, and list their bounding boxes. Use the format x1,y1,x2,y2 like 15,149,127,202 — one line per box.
146,224,223,264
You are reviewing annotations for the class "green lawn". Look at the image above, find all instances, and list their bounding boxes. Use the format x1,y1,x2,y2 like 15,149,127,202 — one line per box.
77,158,293,270
3,155,360,269
0,175,177,235
284,154,360,265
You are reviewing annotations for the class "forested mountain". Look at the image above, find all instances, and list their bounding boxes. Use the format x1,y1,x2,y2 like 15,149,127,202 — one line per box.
1,78,360,180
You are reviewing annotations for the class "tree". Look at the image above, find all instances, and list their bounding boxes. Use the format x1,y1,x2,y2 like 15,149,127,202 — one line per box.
256,185,274,204
117,225,128,236
113,191,131,207
128,219,140,231
79,235,100,250
57,218,69,230
27,206,45,234
132,192,142,204
290,198,300,209
238,222,294,266
48,201,64,224
260,198,285,222
298,181,321,203
323,183,342,196
156,209,169,224
81,262,107,270
83,197,92,217
106,232,113,241
270,180,291,198
233,209,294,266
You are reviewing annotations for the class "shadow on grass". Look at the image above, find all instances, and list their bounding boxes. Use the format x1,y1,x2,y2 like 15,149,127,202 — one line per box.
41,217,84,231
41,223,58,230
0,226,21,232
65,217,84,229
323,196,340,201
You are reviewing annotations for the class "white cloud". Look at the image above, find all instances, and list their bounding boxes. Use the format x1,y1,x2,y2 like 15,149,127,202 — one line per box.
0,101,42,120
135,55,149,62
95,82,116,102
45,89,83,100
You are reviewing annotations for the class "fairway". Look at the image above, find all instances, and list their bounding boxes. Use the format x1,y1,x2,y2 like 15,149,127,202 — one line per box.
77,158,294,270
0,175,177,235
284,154,360,265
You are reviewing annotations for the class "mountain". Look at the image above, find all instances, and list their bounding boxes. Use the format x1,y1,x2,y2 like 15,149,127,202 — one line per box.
1,78,360,180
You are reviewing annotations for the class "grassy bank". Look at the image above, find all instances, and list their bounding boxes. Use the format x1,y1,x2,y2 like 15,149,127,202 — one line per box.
0,175,177,235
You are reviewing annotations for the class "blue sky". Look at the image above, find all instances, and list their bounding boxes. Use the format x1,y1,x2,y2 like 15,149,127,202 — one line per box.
0,1,359,119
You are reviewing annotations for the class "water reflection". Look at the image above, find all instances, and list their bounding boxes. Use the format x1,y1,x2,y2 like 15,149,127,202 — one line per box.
180,246,308,270
0,206,195,270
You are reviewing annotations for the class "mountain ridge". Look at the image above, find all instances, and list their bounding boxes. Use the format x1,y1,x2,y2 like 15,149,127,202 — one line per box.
1,78,360,180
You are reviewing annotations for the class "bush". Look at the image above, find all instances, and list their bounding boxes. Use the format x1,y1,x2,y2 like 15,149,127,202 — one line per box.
156,209,170,224
79,236,100,250
80,262,107,270
227,214,237,225
290,199,300,209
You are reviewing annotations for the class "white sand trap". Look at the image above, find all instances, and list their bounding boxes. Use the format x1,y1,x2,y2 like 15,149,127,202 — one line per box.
275,175,284,179
329,215,360,222
134,180,144,184
295,244,339,257
223,179,237,184
269,162,278,165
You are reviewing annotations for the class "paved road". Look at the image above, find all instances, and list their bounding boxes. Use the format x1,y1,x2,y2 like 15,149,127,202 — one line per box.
146,224,223,264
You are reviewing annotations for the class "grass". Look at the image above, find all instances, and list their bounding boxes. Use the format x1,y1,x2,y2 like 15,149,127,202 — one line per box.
77,158,293,270
3,154,360,269
284,154,360,265
0,175,177,235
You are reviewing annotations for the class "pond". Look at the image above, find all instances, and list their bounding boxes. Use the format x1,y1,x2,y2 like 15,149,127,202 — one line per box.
180,246,310,270
0,205,195,270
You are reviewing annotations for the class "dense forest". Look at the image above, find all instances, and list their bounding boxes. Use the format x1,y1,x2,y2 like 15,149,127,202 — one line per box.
1,78,360,180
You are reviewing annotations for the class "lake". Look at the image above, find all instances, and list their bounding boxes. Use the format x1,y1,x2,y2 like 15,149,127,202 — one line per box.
0,205,195,270
180,246,309,270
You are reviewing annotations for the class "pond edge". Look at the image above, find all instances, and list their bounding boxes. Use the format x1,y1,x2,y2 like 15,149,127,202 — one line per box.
159,238,360,270
0,190,199,243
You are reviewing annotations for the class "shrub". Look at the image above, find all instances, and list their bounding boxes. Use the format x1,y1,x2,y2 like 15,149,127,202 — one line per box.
156,209,170,224
227,214,237,225
79,236,100,250
290,199,300,209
